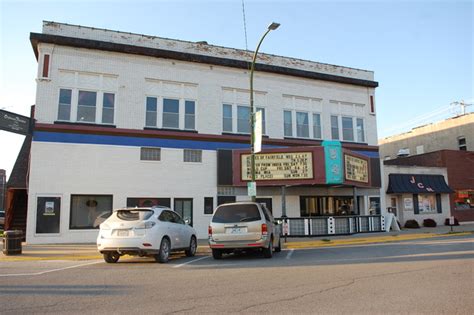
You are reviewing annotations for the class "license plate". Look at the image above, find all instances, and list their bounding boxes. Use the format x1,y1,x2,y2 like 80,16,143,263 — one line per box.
117,229,129,237
226,227,247,234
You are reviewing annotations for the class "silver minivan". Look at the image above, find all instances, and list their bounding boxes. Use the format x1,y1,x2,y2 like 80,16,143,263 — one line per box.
208,202,281,259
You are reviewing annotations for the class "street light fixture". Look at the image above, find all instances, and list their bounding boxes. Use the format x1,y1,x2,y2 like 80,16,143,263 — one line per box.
249,22,280,202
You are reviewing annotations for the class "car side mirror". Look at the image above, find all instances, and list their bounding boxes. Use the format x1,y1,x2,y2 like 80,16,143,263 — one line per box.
184,218,191,225
274,219,283,225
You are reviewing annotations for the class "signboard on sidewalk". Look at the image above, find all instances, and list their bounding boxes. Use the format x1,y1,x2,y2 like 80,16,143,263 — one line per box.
0,109,32,136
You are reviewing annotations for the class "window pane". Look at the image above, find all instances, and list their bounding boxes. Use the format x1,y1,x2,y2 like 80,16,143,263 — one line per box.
77,106,96,122
185,101,195,130
237,106,250,133
102,108,114,124
70,195,113,229
140,147,161,161
296,112,309,138
356,118,365,142
77,91,96,122
331,115,339,140
78,91,97,106
58,104,71,121
103,93,115,108
163,99,179,128
163,98,179,113
184,149,202,162
185,101,195,114
342,117,354,141
146,97,157,112
313,113,322,139
223,104,232,132
284,110,292,137
102,93,115,124
59,89,72,104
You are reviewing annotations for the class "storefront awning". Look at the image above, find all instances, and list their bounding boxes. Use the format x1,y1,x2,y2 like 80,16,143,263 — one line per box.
386,174,454,194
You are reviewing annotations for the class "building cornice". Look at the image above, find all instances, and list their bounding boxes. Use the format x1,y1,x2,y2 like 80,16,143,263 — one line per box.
30,32,378,88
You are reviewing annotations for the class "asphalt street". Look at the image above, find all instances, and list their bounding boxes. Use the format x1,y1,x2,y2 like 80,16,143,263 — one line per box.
1,235,473,314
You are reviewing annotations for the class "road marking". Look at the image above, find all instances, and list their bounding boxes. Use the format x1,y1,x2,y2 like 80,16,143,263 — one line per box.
286,249,294,259
0,260,102,277
172,256,210,268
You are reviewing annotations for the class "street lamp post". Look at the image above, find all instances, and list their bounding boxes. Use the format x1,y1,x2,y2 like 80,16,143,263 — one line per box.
249,22,280,202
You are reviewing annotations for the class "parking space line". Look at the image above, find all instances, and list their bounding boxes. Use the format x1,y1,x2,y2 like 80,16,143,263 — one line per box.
285,249,294,260
172,256,210,268
0,260,102,277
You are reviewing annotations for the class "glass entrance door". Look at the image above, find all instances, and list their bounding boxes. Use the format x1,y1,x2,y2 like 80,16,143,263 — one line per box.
174,199,193,226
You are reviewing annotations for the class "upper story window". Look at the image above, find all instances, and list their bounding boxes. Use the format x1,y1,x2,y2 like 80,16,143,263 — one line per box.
458,136,467,151
56,71,117,125
144,79,197,131
283,95,322,139
145,97,196,131
284,109,321,139
331,115,365,143
57,89,115,125
222,104,265,135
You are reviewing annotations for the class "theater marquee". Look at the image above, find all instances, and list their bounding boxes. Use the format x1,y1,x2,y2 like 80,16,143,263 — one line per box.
241,152,313,181
344,154,369,183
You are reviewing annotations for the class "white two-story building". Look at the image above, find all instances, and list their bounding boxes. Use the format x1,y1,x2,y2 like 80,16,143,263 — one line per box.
25,21,381,243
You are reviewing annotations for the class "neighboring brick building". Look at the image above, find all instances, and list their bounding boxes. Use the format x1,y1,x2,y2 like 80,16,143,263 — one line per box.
384,150,474,223
25,21,381,244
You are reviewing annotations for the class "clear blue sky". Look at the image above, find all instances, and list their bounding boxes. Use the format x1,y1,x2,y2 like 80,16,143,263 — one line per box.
0,0,472,177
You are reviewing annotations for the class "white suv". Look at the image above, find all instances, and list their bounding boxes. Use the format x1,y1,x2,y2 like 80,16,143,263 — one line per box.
97,206,197,263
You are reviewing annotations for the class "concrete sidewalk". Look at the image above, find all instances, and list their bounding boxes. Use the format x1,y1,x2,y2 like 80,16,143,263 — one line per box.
1,224,472,261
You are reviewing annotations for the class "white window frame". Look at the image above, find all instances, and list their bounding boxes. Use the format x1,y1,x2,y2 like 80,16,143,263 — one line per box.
57,88,116,125
145,96,197,131
222,103,266,135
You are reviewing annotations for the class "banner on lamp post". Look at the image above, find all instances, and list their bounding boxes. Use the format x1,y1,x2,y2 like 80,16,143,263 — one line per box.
254,110,262,153
247,181,256,197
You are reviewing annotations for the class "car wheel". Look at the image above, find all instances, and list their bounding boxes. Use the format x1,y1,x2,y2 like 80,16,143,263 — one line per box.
185,236,197,257
212,249,222,259
155,237,170,263
263,238,273,258
103,251,120,263
274,237,282,253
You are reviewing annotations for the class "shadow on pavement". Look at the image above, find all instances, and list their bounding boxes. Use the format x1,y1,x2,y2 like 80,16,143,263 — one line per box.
0,285,130,296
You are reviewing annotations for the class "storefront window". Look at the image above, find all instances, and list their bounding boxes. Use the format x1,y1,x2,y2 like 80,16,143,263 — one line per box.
300,196,361,216
455,190,474,210
417,194,436,213
70,195,113,229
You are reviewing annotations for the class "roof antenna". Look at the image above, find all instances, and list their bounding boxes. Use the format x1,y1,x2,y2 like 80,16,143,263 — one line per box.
241,0,248,50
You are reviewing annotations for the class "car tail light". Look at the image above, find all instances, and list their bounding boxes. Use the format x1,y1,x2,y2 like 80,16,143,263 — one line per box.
261,223,268,235
136,221,156,229
208,225,212,236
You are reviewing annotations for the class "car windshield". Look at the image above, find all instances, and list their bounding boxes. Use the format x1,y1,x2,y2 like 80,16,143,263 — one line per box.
116,210,154,221
212,204,261,223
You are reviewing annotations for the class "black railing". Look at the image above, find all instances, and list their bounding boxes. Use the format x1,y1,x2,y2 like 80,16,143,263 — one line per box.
277,215,385,237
